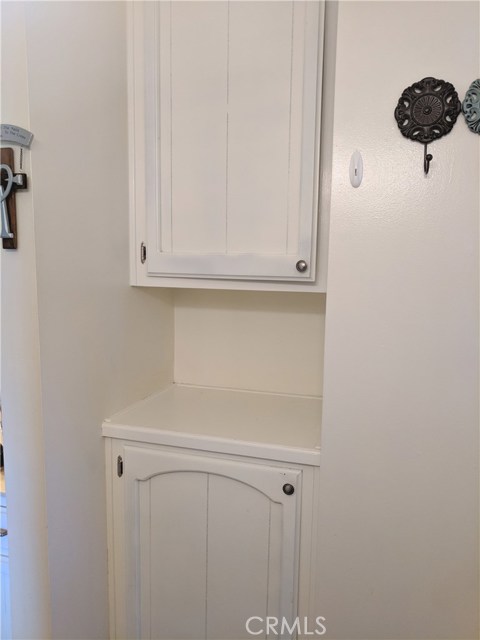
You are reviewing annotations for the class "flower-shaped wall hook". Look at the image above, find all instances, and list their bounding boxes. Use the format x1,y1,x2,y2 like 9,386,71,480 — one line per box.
462,80,480,133
394,77,461,175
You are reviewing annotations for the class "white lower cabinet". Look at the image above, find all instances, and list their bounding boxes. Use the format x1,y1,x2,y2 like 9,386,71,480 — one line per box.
104,385,321,640
124,447,300,639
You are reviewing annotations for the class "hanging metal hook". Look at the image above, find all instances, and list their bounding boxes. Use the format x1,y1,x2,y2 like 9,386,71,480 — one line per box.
424,144,433,175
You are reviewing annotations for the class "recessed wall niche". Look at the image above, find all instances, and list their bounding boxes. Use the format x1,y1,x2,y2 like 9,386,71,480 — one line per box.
173,289,326,397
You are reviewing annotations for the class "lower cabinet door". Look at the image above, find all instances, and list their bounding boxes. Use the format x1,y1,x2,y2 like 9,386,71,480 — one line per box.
122,446,302,640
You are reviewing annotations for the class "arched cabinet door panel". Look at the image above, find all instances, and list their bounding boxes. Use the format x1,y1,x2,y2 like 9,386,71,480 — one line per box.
122,446,301,640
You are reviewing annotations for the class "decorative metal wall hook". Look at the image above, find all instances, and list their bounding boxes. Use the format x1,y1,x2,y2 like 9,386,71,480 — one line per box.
394,77,461,176
423,144,433,175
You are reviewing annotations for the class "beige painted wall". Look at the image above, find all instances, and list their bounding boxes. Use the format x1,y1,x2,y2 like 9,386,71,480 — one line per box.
174,290,326,396
0,4,51,638
317,2,479,639
2,3,174,638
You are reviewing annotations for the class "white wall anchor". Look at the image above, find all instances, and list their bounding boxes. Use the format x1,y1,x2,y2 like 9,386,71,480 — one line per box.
349,150,363,188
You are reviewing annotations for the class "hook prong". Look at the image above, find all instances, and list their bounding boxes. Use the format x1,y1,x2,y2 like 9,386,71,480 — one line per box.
424,144,433,175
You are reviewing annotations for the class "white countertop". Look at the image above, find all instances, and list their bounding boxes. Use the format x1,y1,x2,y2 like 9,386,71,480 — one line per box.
103,384,322,466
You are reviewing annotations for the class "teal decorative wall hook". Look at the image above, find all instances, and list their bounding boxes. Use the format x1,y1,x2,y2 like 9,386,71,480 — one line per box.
462,80,480,133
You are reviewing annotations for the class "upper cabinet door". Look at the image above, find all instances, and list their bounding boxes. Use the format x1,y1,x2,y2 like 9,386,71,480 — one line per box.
130,1,325,283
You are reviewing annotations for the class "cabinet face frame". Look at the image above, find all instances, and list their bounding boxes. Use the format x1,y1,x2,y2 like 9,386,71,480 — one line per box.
105,439,319,640
128,1,326,290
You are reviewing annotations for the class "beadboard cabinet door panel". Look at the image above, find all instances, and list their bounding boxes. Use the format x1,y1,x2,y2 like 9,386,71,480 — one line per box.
156,1,228,256
139,472,208,639
205,474,282,639
130,1,325,285
121,446,301,640
226,1,295,257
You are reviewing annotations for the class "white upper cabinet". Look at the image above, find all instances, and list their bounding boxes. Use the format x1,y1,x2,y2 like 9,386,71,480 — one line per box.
129,1,325,289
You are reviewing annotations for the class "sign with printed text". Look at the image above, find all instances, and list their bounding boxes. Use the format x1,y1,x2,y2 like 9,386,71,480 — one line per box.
0,124,33,148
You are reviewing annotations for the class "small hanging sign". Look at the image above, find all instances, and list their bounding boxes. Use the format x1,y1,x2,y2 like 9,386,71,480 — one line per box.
394,77,461,175
0,124,34,149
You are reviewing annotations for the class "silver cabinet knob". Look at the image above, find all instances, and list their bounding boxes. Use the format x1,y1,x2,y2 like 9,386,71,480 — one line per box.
296,260,308,273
